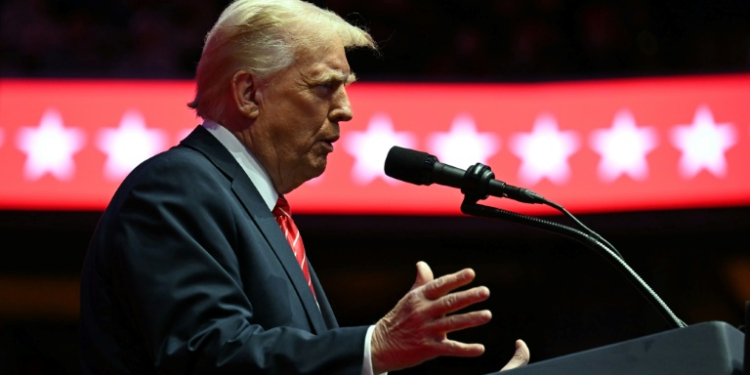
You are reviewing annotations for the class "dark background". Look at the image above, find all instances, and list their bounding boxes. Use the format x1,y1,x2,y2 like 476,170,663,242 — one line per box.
1,0,749,374
3,0,750,81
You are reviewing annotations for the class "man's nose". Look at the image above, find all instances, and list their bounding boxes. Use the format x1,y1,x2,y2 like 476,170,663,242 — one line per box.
330,88,353,122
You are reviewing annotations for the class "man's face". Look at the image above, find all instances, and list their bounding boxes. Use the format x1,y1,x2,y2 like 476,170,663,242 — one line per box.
248,36,355,194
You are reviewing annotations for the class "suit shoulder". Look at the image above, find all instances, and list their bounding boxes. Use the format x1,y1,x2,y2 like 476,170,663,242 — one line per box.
127,145,226,184
105,145,234,211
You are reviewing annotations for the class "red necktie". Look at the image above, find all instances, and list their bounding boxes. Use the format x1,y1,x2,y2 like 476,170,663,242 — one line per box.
273,196,315,297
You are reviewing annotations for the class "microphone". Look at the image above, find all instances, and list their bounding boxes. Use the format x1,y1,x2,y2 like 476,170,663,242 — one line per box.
383,146,545,204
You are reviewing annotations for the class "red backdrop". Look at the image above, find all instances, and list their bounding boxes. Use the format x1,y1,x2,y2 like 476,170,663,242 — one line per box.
1,75,748,215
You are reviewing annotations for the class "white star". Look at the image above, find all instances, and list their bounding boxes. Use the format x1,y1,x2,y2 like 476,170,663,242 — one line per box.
96,110,168,181
343,112,417,185
590,109,658,182
509,113,580,185
670,105,736,178
426,114,500,169
15,109,86,181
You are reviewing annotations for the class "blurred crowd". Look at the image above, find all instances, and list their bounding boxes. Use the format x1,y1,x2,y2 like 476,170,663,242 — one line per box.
1,0,749,81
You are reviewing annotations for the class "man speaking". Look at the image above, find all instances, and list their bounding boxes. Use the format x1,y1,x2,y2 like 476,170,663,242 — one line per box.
79,0,529,373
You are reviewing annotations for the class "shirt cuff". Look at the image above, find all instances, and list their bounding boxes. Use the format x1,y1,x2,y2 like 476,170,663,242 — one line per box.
362,324,387,375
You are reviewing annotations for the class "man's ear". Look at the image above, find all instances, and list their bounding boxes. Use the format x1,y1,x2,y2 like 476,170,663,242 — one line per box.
231,70,260,120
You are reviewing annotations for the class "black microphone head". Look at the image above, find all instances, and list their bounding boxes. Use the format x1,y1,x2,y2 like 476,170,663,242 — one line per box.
384,146,438,185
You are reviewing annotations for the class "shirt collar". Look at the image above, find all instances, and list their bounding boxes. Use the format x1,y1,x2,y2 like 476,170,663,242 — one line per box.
201,119,278,211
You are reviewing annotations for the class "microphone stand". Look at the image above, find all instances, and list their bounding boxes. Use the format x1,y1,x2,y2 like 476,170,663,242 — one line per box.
458,162,687,330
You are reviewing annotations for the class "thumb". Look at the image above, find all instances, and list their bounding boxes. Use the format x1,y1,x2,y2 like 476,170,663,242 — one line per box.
411,261,434,290
500,339,530,371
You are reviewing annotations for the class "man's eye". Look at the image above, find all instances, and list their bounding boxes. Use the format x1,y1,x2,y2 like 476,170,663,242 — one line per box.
318,82,335,89
313,81,338,95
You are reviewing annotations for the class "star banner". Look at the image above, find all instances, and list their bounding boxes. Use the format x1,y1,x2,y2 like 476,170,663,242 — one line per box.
1,76,749,215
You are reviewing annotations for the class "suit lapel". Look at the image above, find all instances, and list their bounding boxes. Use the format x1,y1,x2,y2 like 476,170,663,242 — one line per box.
309,264,338,329
231,176,328,334
180,126,328,334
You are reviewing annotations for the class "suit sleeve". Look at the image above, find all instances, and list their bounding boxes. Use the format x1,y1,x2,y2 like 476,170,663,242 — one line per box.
97,152,369,374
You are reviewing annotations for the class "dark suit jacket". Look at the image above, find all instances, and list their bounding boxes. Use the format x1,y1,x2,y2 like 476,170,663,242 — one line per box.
80,125,369,374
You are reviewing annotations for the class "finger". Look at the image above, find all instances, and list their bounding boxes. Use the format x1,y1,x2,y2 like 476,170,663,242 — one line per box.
429,309,492,334
427,286,490,317
500,339,530,371
436,340,486,358
422,268,476,300
411,261,434,290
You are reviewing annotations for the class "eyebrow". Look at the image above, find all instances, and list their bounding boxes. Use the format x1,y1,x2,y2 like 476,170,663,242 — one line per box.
314,71,358,85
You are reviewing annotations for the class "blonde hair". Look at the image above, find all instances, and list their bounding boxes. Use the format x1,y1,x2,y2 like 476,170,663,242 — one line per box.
188,0,376,121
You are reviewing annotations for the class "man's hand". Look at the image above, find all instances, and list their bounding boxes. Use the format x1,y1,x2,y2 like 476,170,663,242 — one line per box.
370,261,492,373
500,339,530,371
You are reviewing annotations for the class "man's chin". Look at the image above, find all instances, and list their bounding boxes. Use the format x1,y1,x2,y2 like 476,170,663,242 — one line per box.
302,159,327,183
311,164,326,180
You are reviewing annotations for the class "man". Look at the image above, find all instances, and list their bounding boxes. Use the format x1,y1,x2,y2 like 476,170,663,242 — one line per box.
80,0,529,374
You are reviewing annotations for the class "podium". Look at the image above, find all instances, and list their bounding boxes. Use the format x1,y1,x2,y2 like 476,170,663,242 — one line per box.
497,321,744,375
